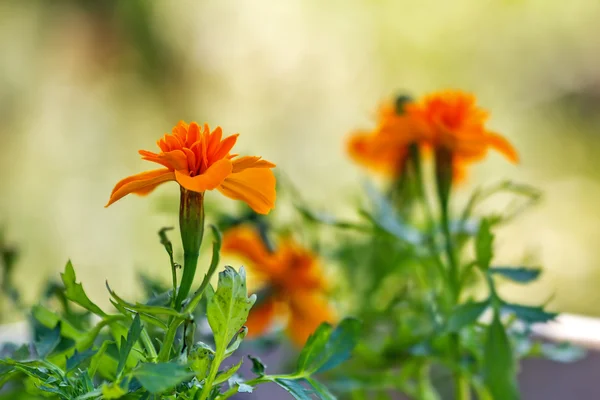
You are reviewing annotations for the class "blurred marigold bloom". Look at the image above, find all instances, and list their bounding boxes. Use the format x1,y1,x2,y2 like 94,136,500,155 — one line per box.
347,99,427,177
347,91,519,181
407,90,519,180
106,121,276,214
222,226,335,346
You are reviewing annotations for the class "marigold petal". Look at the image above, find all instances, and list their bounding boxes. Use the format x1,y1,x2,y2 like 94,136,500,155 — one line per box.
175,158,233,192
159,150,188,171
231,156,276,173
487,132,519,163
245,297,278,339
217,167,276,214
222,226,278,275
106,168,175,207
187,122,200,146
286,291,336,346
139,150,173,169
207,126,223,157
164,134,180,151
212,134,239,161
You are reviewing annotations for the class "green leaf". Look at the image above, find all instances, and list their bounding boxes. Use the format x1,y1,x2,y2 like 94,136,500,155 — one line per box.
116,314,142,377
189,342,215,379
483,314,519,400
34,322,61,358
476,219,494,269
224,326,248,358
502,303,557,324
89,340,114,378
248,355,266,376
107,282,182,318
490,267,541,283
61,260,107,317
66,348,96,372
306,377,336,400
447,300,489,332
213,359,243,385
275,378,313,400
133,362,194,393
296,318,361,374
206,266,256,352
32,304,81,340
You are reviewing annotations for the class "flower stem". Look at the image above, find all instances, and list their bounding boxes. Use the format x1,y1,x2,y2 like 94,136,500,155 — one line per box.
174,188,205,310
433,149,470,400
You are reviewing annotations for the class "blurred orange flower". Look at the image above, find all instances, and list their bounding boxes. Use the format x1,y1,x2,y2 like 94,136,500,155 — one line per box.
406,90,519,180
222,226,335,346
347,91,519,181
106,121,276,214
347,100,427,177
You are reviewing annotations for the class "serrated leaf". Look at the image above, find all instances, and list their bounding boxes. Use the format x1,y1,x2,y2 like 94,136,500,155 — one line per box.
66,348,96,372
483,315,519,400
502,303,557,324
189,342,215,379
213,359,243,385
490,267,541,283
34,322,61,358
133,362,194,393
61,261,107,317
106,282,181,318
275,378,314,400
206,266,256,352
32,304,81,340
116,314,142,377
296,318,361,374
0,359,51,381
248,355,266,376
476,219,494,269
447,300,489,332
475,219,494,269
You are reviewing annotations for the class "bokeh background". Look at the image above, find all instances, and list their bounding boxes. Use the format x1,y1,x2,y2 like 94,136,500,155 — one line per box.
1,0,600,319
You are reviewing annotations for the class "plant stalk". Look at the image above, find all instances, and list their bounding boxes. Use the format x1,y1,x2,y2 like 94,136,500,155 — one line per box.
174,188,205,309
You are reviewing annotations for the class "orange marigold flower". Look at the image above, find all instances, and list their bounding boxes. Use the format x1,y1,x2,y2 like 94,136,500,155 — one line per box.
105,121,276,214
222,226,335,346
347,99,427,177
406,90,519,180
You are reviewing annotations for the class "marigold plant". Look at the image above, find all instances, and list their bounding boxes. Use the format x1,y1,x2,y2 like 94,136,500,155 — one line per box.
222,225,336,345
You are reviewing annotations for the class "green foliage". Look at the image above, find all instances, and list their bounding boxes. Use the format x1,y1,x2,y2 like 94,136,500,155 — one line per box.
483,315,519,400
490,267,541,283
296,318,361,374
475,219,494,270
0,228,356,400
205,266,256,352
292,171,578,400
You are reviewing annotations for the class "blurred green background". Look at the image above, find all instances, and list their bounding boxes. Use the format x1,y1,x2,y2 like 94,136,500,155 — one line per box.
1,0,599,319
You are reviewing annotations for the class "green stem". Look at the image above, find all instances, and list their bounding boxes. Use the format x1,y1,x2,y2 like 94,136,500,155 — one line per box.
140,329,158,362
409,144,447,284
433,149,470,400
455,374,471,400
174,189,205,310
158,319,182,362
199,346,226,400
